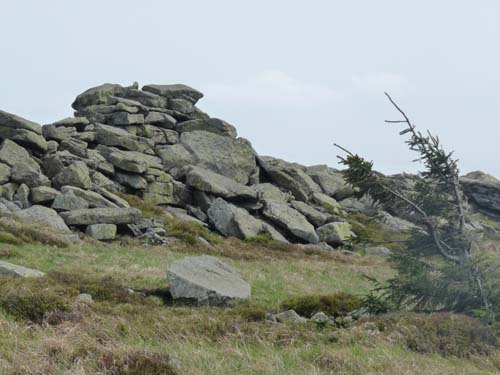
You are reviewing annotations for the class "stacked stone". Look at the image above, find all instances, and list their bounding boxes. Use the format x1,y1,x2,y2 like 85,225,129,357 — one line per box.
0,81,385,246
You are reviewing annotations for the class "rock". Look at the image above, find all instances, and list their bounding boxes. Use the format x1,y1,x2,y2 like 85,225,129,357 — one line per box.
143,84,204,104
107,149,162,173
0,139,39,170
59,186,118,208
167,255,251,305
364,246,392,257
177,118,237,138
255,183,291,204
259,156,320,201
144,112,177,129
0,261,45,278
339,196,379,215
262,201,319,243
10,163,50,188
156,144,196,170
52,193,90,211
290,200,329,227
60,207,141,225
180,131,258,185
311,312,331,324
316,222,354,245
72,83,127,110
461,172,500,216
312,192,343,215
0,110,46,153
0,163,10,185
14,184,30,209
273,310,307,323
123,88,169,108
53,161,92,190
76,293,93,303
59,139,88,158
207,198,267,239
184,166,257,201
0,183,19,201
13,205,70,232
376,211,419,231
30,186,60,204
115,172,148,190
306,165,353,199
95,124,153,153
110,112,144,126
164,206,206,226
51,117,90,130
86,224,117,240
42,124,76,141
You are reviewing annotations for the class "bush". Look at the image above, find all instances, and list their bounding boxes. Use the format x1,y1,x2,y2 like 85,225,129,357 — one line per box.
281,292,362,318
48,272,137,303
0,277,75,323
371,312,498,357
101,348,180,375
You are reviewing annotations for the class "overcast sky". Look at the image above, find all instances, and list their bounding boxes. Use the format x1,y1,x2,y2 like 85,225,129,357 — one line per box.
1,1,499,176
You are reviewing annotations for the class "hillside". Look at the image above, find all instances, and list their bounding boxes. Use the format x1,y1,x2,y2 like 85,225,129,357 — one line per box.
0,83,499,374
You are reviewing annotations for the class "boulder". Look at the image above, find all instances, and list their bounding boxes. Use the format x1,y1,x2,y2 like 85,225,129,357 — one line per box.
180,131,258,185
167,255,251,305
376,211,419,231
316,222,354,245
0,163,11,185
42,124,76,141
107,149,162,173
10,163,50,188
290,200,329,227
0,110,47,153
156,144,196,170
144,111,177,129
461,172,500,216
259,156,320,201
262,201,319,243
13,205,70,232
207,198,266,239
255,183,291,204
59,207,141,225
273,310,307,323
115,172,148,190
59,186,118,208
306,165,353,199
72,83,127,110
184,166,257,201
52,193,90,211
176,118,237,138
0,261,45,278
95,124,153,153
30,186,60,204
14,184,30,209
53,161,92,190
142,84,204,104
0,139,39,170
51,117,90,130
86,224,117,240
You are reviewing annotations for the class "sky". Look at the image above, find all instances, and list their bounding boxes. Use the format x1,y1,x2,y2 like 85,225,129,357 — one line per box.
1,1,500,176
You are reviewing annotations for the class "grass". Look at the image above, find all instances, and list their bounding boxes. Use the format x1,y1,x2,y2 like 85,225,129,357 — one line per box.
0,218,498,374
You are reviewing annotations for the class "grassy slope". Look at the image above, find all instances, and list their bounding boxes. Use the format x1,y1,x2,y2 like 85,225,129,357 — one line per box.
0,237,498,374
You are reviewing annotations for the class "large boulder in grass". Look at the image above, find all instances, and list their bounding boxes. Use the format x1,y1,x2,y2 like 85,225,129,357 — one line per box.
316,222,354,246
60,207,141,225
262,201,319,244
167,255,251,305
0,110,47,153
0,261,45,278
13,205,70,233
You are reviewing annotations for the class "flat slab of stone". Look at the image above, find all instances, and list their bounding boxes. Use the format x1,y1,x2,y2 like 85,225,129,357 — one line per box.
60,207,141,225
86,223,117,240
167,255,251,305
0,261,45,278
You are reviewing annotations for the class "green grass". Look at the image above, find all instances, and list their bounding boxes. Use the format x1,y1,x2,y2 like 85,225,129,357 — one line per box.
0,224,498,374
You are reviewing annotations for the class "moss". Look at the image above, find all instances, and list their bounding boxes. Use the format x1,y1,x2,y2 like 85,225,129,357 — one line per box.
0,277,75,323
244,233,275,246
371,312,498,357
281,292,363,318
0,218,70,248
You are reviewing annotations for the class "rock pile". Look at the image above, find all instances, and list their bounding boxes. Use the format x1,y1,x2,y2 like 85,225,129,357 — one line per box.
0,81,492,244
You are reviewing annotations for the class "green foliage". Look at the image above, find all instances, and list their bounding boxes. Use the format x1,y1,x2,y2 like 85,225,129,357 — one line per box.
362,291,394,315
348,213,408,251
281,292,362,318
371,312,498,357
0,277,74,323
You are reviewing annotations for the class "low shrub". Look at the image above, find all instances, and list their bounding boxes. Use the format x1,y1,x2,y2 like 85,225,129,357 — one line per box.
0,277,75,323
281,292,363,318
371,312,498,357
101,348,180,375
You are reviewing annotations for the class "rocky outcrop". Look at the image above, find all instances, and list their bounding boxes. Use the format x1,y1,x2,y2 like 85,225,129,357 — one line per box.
460,171,500,217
